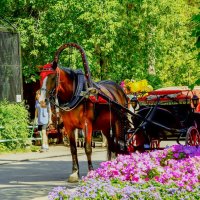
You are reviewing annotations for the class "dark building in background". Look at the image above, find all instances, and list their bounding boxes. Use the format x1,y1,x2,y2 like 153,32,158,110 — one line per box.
0,19,23,103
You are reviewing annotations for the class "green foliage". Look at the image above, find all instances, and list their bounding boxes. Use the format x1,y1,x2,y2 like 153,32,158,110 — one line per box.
0,100,30,151
189,78,200,90
160,150,174,166
0,0,199,88
192,13,200,59
147,168,161,179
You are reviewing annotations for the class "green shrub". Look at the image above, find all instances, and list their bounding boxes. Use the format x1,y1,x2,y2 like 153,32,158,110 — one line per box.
0,100,30,151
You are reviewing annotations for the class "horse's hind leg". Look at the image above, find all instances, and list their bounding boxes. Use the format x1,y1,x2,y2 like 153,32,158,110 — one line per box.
108,119,124,158
84,123,94,171
101,127,113,161
68,130,79,183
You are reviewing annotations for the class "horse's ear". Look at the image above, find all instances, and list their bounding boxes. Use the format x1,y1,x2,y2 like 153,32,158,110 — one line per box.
52,61,57,70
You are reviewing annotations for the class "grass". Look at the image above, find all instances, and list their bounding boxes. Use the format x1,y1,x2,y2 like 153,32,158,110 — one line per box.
0,145,40,154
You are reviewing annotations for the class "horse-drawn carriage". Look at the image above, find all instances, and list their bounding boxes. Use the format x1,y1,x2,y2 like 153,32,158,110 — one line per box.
126,87,200,152
38,42,200,182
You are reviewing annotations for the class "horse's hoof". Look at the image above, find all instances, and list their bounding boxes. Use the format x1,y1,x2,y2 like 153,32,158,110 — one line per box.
68,171,79,183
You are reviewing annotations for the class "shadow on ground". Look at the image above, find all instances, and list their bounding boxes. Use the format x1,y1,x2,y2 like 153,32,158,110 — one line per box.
0,158,104,200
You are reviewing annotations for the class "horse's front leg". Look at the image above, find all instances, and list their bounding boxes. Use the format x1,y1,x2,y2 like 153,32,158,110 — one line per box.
84,123,93,171
68,130,79,183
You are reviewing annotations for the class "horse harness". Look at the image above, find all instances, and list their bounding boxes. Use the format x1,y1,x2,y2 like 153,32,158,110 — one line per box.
49,68,115,112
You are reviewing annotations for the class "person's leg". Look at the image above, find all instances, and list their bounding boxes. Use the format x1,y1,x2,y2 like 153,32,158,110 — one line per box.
37,125,42,147
102,131,107,147
41,124,49,150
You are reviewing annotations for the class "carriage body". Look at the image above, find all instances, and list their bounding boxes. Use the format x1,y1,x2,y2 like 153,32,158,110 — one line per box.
138,88,194,137
127,87,200,151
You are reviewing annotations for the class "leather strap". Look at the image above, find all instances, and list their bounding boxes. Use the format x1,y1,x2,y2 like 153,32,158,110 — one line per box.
60,69,86,110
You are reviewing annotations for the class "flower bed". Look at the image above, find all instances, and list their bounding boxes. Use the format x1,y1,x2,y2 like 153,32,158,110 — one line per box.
48,145,200,199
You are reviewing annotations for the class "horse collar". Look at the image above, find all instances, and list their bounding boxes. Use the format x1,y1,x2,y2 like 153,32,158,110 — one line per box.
57,69,86,111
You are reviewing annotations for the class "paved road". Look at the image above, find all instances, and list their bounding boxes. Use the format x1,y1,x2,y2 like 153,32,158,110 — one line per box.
0,145,107,200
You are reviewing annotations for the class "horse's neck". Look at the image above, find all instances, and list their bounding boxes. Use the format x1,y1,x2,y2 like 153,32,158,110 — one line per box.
58,69,74,102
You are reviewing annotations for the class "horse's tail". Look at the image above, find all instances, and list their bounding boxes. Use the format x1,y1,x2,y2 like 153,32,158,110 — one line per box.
107,145,112,160
106,131,115,160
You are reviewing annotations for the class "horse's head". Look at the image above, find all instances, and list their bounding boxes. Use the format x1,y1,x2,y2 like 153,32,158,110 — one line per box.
39,62,58,103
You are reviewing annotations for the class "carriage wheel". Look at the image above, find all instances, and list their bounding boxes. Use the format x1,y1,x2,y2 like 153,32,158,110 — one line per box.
127,132,145,152
150,139,161,149
185,126,200,146
127,133,137,152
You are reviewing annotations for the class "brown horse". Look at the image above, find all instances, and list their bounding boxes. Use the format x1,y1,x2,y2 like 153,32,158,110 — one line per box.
39,44,129,182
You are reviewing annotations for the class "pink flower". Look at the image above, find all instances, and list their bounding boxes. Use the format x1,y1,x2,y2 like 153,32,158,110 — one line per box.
83,144,200,190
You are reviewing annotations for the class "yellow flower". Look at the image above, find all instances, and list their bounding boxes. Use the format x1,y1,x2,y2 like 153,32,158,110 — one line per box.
123,79,153,93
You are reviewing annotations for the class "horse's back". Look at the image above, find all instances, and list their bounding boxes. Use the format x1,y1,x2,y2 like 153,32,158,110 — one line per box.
98,80,128,106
